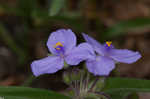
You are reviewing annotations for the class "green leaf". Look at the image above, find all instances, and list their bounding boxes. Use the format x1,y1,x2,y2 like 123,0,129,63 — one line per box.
0,86,70,99
4,96,30,99
103,18,150,38
49,0,65,16
103,77,150,99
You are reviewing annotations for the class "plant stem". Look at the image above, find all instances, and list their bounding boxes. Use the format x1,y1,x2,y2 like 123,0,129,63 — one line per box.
89,76,99,92
95,92,112,99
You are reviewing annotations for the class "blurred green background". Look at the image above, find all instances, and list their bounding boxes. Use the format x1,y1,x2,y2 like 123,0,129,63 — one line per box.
0,0,150,98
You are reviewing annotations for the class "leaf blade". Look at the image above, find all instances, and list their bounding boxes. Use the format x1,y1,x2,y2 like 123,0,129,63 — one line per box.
0,86,70,99
103,77,150,99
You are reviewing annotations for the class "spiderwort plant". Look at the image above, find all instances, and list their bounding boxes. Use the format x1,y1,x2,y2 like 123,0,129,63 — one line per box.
82,33,141,76
30,29,142,99
31,29,94,76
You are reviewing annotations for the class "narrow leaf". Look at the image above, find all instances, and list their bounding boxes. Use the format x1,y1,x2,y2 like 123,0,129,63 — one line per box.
103,77,150,99
0,86,70,99
104,18,150,38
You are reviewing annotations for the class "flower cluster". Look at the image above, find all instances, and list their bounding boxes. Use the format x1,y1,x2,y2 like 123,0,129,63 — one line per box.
31,29,141,76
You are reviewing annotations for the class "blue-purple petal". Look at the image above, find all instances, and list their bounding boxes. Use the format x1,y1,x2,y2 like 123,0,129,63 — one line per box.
109,49,141,64
65,43,95,65
47,29,76,55
31,56,64,76
82,33,105,55
86,56,115,76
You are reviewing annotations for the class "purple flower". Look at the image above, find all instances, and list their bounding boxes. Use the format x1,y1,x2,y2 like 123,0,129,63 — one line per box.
82,33,141,76
31,29,94,76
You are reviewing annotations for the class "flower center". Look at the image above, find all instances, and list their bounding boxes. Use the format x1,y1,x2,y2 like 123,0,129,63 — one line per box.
54,42,64,56
106,41,112,47
54,42,63,50
104,41,114,52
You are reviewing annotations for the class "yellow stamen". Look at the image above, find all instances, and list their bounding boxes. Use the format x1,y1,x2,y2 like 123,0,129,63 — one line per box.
54,42,63,48
56,48,61,50
106,41,112,47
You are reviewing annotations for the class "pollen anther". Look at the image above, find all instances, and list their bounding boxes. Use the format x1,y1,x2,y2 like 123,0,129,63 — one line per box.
54,42,63,48
106,41,112,47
